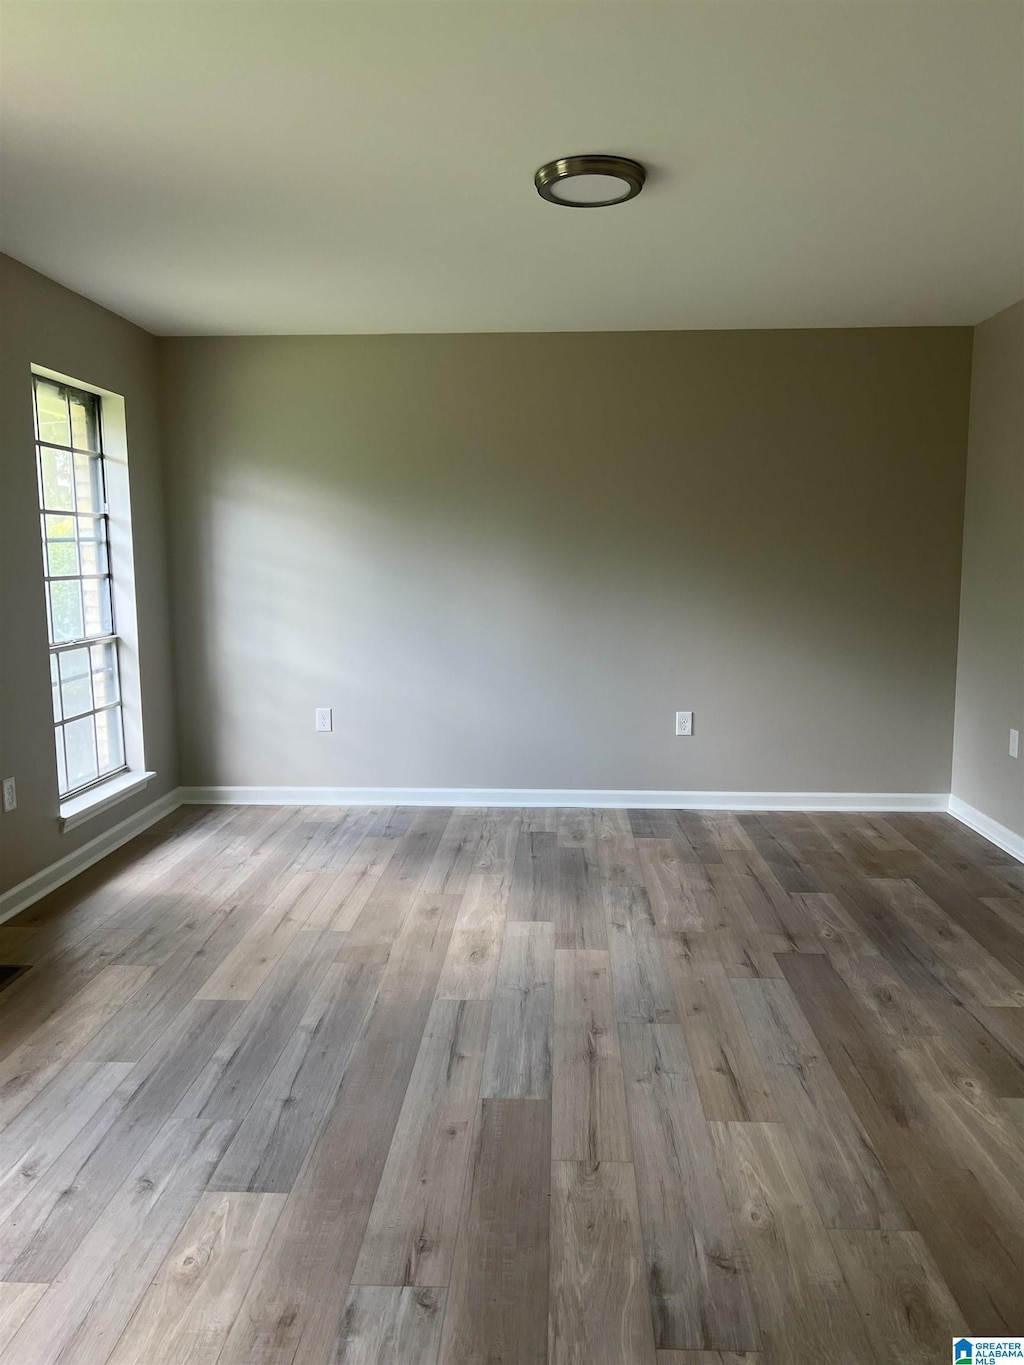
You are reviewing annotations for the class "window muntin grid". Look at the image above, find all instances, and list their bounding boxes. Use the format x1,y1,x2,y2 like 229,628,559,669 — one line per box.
33,377,127,798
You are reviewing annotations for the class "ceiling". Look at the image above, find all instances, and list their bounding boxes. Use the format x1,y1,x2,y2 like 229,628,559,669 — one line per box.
1,1,1021,336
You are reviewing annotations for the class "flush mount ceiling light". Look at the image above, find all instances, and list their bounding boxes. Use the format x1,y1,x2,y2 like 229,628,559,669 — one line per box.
534,155,646,208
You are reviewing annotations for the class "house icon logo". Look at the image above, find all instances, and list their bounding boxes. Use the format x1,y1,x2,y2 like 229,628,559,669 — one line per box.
954,1342,973,1363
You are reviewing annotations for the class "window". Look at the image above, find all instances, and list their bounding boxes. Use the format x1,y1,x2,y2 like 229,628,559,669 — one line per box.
33,376,127,799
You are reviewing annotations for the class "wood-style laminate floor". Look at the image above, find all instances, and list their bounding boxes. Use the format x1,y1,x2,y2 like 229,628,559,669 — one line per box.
1,804,1023,1364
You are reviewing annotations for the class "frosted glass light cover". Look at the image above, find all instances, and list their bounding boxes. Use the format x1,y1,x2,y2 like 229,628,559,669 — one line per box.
548,173,633,205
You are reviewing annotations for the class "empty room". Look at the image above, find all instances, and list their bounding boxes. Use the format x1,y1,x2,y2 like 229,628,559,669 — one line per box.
1,2,1022,1363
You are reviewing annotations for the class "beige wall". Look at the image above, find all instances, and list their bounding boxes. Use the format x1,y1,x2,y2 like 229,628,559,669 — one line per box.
0,254,179,894
952,302,1024,836
160,328,972,796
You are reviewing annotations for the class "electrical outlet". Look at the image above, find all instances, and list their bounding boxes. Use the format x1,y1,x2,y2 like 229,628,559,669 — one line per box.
2,777,16,813
315,707,333,733
675,711,693,737
1011,728,1020,759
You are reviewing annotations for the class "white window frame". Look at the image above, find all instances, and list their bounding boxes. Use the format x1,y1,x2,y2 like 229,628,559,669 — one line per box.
31,365,154,830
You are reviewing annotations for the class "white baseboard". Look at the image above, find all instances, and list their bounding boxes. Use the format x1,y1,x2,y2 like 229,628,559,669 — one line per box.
0,788,183,926
178,785,949,813
948,795,1024,863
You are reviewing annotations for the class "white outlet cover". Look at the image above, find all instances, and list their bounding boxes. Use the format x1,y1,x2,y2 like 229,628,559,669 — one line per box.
675,711,693,737
1011,728,1020,759
2,777,16,813
315,708,333,733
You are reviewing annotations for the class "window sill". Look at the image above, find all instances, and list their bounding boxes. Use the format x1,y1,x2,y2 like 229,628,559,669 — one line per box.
60,770,157,832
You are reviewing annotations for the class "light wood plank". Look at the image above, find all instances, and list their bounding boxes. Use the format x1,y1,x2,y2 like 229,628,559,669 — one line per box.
320,838,400,931
702,811,758,858
215,1034,420,1365
549,1160,657,1365
825,948,937,1045
421,810,483,896
2,998,243,1282
722,851,821,953
0,966,149,1125
470,809,522,877
699,927,783,980
553,845,607,951
637,840,704,931
189,928,344,1124
210,954,384,1193
557,808,598,851
735,815,820,894
437,1098,550,1365
829,1229,967,1364
552,950,632,1161
339,812,453,955
0,1059,132,1226
508,831,560,922
871,876,1024,1006
593,810,643,889
619,1020,760,1353
709,1121,875,1365
604,883,677,1026
776,950,944,1165
215,888,458,1365
0,1284,47,1352
891,1034,1024,1233
661,933,775,1122
353,998,489,1287
481,921,553,1099
808,864,1024,1097
194,875,317,1000
329,1286,446,1365
294,809,385,875
790,890,880,958
107,1191,286,1365
885,1159,1024,1333
732,976,910,1229
72,892,268,1064
0,1115,235,1365
435,873,508,1000
263,871,338,932
909,864,1024,981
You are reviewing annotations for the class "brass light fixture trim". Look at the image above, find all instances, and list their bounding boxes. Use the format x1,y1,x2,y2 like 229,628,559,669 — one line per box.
534,154,646,208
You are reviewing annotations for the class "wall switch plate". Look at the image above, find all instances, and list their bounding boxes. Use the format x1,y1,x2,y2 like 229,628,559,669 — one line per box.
1011,728,1020,759
315,708,333,733
2,777,16,813
675,711,693,737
